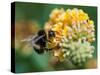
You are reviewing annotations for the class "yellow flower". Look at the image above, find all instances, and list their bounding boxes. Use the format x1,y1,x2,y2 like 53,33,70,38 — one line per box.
45,8,95,62
62,26,72,37
88,20,94,25
52,22,63,31
50,8,65,23
53,49,65,61
46,8,95,42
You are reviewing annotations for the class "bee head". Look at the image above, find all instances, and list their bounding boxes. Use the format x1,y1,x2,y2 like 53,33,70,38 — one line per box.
48,30,55,38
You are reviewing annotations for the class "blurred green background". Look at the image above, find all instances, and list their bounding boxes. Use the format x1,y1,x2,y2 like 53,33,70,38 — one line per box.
14,2,97,73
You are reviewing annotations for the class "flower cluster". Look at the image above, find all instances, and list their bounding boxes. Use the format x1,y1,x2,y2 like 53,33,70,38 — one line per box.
45,8,95,66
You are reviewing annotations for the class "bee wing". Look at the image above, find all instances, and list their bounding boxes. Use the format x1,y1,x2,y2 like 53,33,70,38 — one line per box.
21,34,45,49
21,35,37,42
31,34,45,45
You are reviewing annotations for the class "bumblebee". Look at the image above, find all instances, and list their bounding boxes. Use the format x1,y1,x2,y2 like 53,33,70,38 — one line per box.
22,29,59,54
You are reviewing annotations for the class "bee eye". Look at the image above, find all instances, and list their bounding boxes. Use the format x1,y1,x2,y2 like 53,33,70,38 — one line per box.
48,30,55,37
